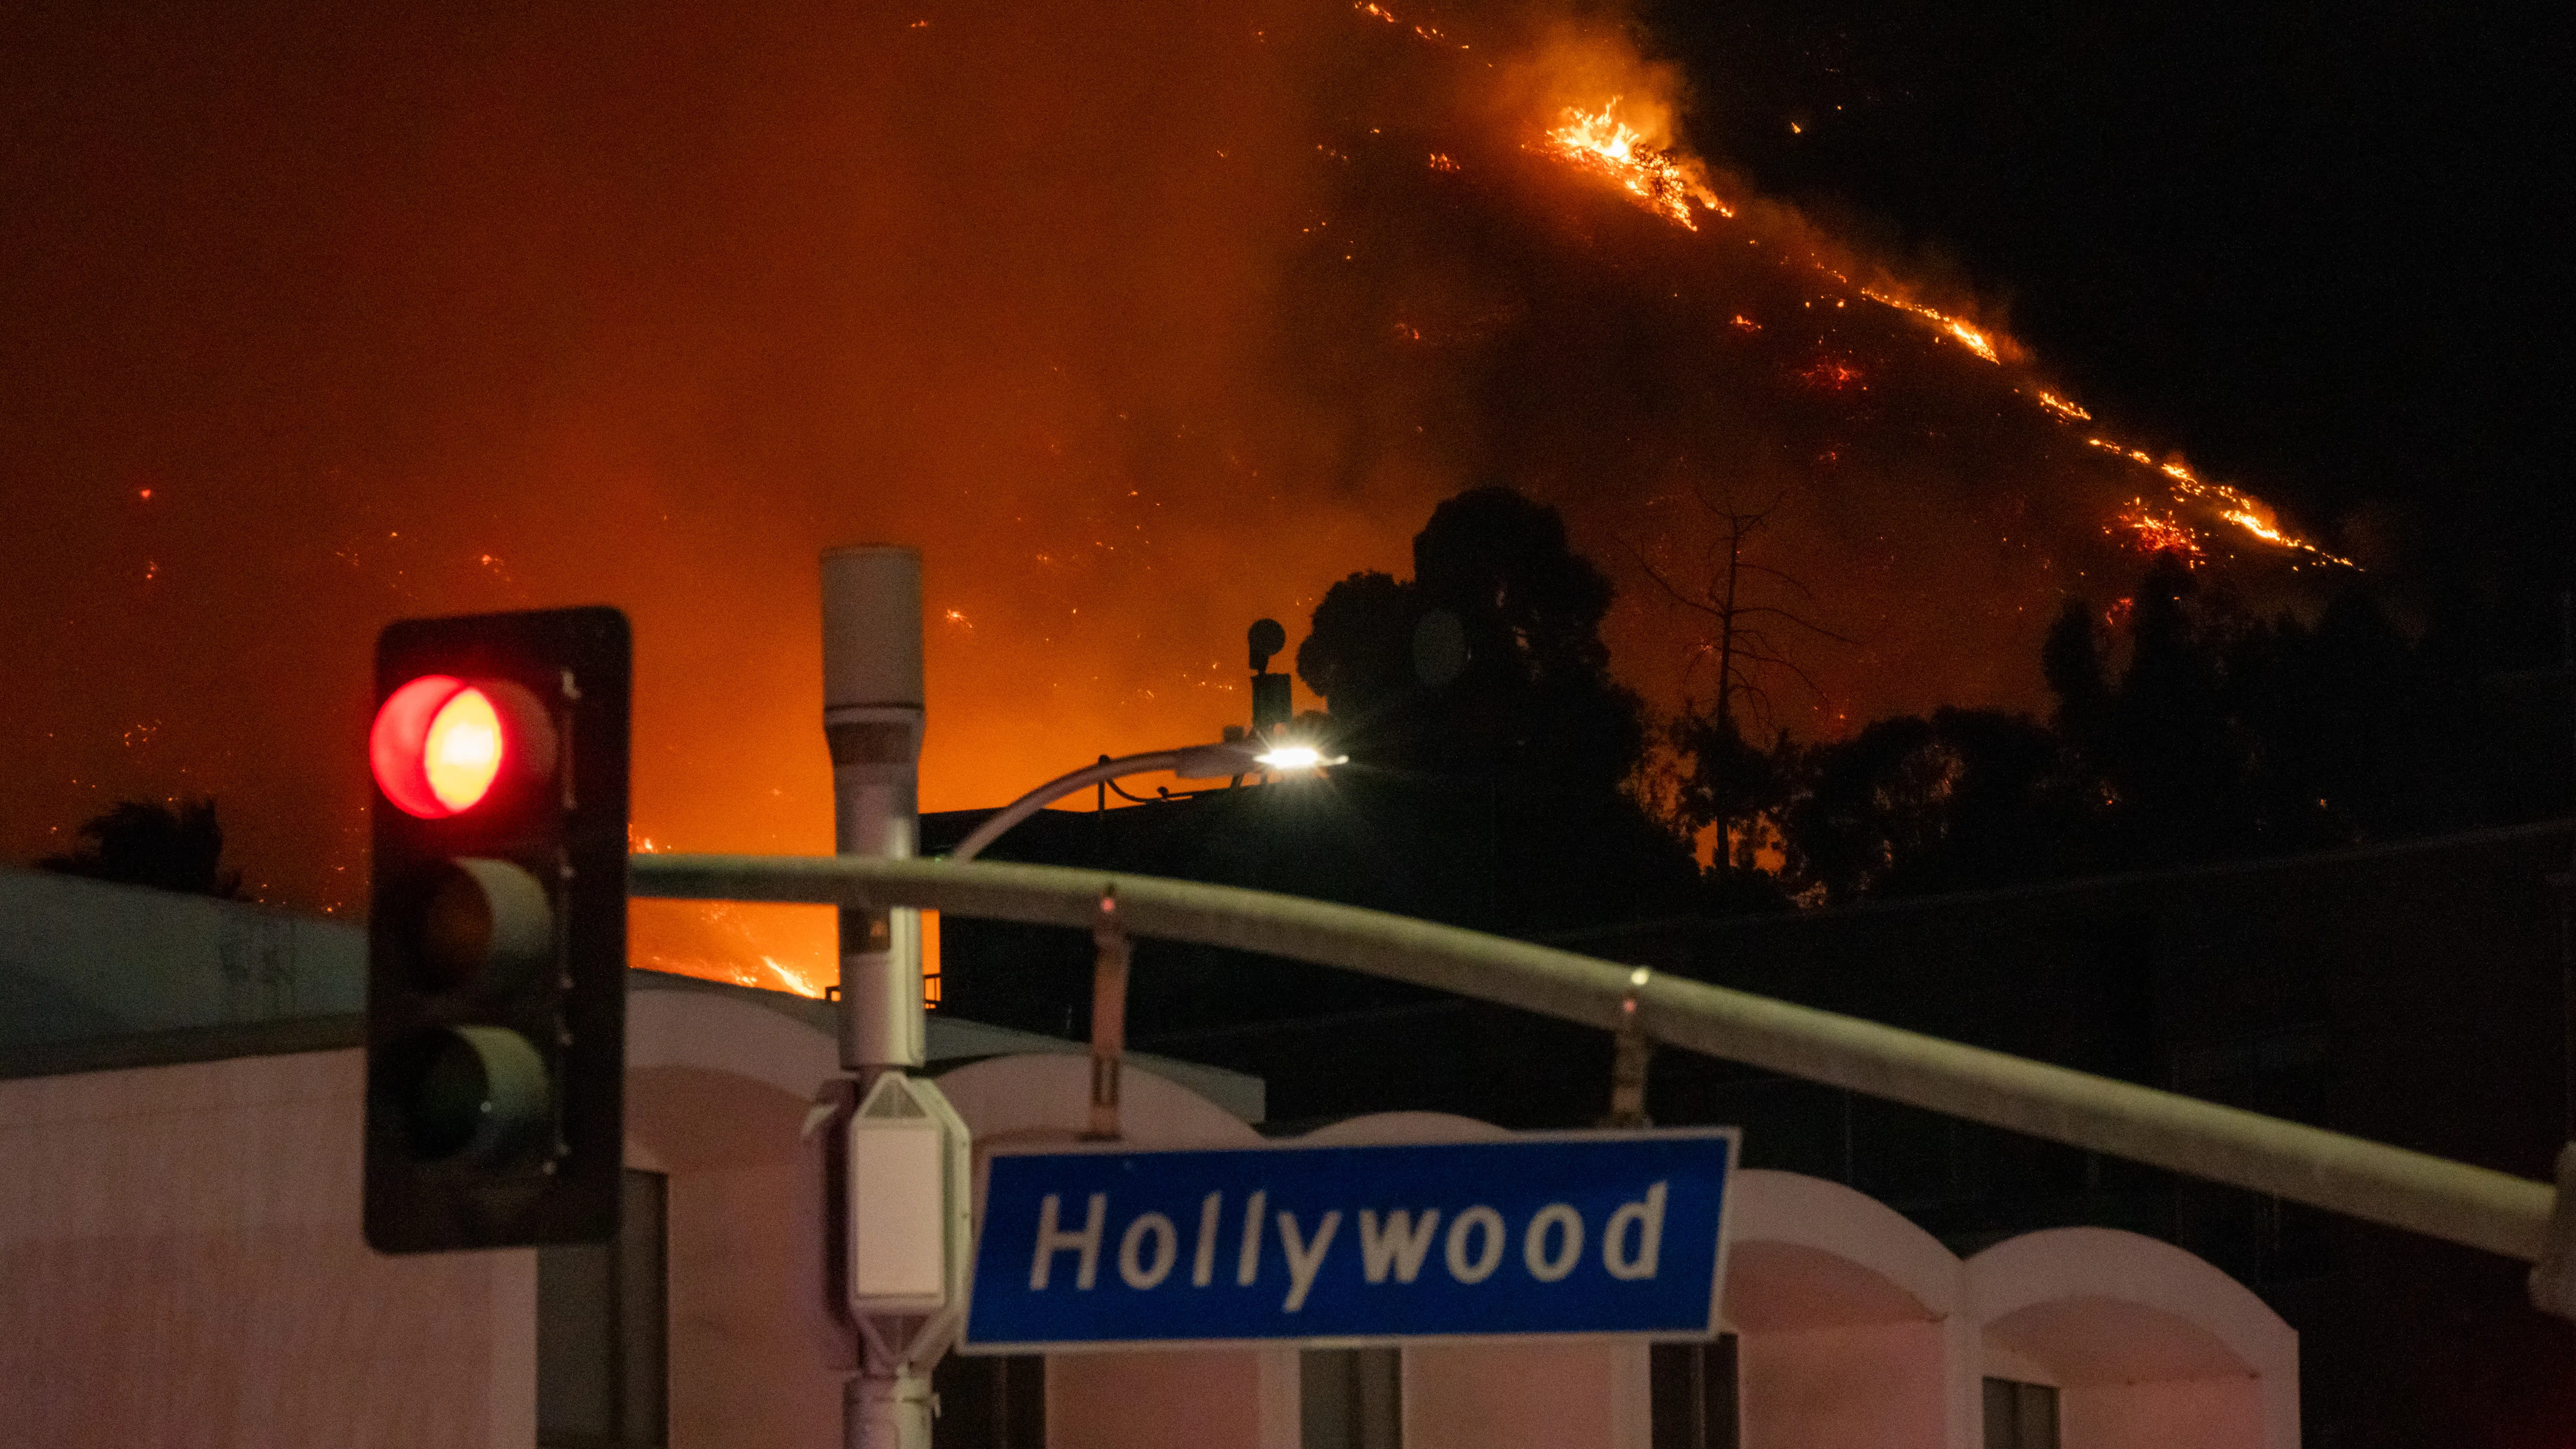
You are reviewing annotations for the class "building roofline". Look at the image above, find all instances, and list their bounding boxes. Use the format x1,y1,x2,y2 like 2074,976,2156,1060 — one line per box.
1549,815,2576,951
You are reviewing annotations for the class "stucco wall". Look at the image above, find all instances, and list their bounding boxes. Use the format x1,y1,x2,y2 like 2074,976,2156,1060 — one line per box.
0,1050,531,1449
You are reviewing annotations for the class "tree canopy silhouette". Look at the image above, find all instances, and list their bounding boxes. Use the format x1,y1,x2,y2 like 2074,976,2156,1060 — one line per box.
1279,486,1719,933
38,797,243,898
1762,562,2572,906
1298,485,1645,789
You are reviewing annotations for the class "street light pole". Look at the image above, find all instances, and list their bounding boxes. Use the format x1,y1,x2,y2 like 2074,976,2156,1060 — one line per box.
820,546,937,1449
822,546,927,1075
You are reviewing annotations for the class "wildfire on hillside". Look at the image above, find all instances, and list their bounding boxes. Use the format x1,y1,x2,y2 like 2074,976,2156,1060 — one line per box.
1513,64,2347,580
2108,500,2206,565
1540,101,1731,230
1856,289,2004,364
1,0,2367,997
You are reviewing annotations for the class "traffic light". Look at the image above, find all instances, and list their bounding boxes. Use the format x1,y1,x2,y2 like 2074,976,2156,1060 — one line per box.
363,606,631,1254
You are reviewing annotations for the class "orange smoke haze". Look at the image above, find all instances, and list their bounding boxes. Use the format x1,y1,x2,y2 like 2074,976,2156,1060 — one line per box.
0,0,2349,990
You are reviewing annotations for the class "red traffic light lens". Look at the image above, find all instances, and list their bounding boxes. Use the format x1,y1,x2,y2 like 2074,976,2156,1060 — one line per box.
421,687,503,812
372,675,553,818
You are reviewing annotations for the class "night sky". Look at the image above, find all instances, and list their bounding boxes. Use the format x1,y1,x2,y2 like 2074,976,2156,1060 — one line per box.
1,0,2558,982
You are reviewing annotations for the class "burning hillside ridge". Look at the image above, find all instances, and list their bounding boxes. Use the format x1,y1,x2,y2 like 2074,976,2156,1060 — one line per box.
1258,2,2355,736
1408,8,2342,572
0,0,2362,995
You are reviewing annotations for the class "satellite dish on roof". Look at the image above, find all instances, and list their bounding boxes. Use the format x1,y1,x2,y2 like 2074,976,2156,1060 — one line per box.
1413,609,1467,688
1248,618,1287,673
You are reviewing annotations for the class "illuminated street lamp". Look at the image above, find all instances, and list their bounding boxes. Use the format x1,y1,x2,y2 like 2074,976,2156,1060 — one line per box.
947,618,1343,865
945,735,1343,864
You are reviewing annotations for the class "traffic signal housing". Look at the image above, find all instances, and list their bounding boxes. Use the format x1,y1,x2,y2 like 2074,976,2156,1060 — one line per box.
363,606,631,1253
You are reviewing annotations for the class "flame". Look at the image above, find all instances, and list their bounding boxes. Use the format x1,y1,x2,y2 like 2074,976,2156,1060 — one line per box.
2086,438,2355,568
1525,89,2345,578
1354,1,1463,48
1858,288,2001,364
2109,498,2206,565
1541,101,1731,230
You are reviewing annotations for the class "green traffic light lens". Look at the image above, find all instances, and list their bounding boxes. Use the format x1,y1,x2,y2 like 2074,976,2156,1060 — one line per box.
399,1025,553,1164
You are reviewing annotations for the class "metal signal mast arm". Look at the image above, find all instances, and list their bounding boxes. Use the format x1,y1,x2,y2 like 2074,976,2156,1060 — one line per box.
628,852,2576,1314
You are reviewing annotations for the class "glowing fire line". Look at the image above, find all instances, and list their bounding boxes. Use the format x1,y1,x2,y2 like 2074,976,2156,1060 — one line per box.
1541,102,1731,230
1858,288,2001,364
2088,438,2355,568
1525,83,2352,577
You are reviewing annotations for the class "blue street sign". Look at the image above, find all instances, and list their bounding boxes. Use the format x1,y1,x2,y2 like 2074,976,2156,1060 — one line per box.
962,1128,1736,1352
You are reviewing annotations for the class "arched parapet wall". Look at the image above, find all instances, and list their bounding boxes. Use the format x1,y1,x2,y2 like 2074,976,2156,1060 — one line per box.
624,987,838,1172
1296,1111,1512,1145
1725,1170,1962,1330
1967,1227,2294,1380
1722,1172,1975,1449
1967,1228,2298,1449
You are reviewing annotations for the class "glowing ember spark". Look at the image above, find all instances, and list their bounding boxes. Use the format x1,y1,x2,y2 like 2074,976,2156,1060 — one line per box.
1352,2,1462,47
1858,288,2001,363
1798,357,1864,391
1542,101,1731,229
2109,499,2205,565
2035,390,2092,423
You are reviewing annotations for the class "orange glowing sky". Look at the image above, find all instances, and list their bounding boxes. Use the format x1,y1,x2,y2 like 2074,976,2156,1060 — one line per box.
0,0,2355,988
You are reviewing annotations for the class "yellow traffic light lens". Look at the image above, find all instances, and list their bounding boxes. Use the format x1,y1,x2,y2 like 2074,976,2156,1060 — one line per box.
416,858,556,993
422,687,503,812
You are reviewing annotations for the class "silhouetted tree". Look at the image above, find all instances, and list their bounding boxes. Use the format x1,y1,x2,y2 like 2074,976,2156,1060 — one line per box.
1776,708,2084,906
1296,569,1418,723
1299,486,1646,788
1630,486,1845,871
1290,486,1706,933
40,797,242,897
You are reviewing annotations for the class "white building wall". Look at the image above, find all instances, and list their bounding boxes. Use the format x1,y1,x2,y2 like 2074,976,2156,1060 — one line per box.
1968,1228,2299,1449
0,1050,532,1449
0,996,2302,1449
1402,1339,1647,1449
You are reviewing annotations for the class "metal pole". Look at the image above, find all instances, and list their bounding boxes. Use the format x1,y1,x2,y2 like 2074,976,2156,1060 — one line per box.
819,547,929,1449
630,851,2567,1279
821,545,926,1074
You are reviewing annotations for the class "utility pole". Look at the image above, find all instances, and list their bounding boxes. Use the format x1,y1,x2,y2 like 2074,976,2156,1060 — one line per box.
824,546,927,1076
821,547,967,1449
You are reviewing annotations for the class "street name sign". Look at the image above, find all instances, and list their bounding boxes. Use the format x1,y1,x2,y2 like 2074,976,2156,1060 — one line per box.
961,1128,1736,1352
